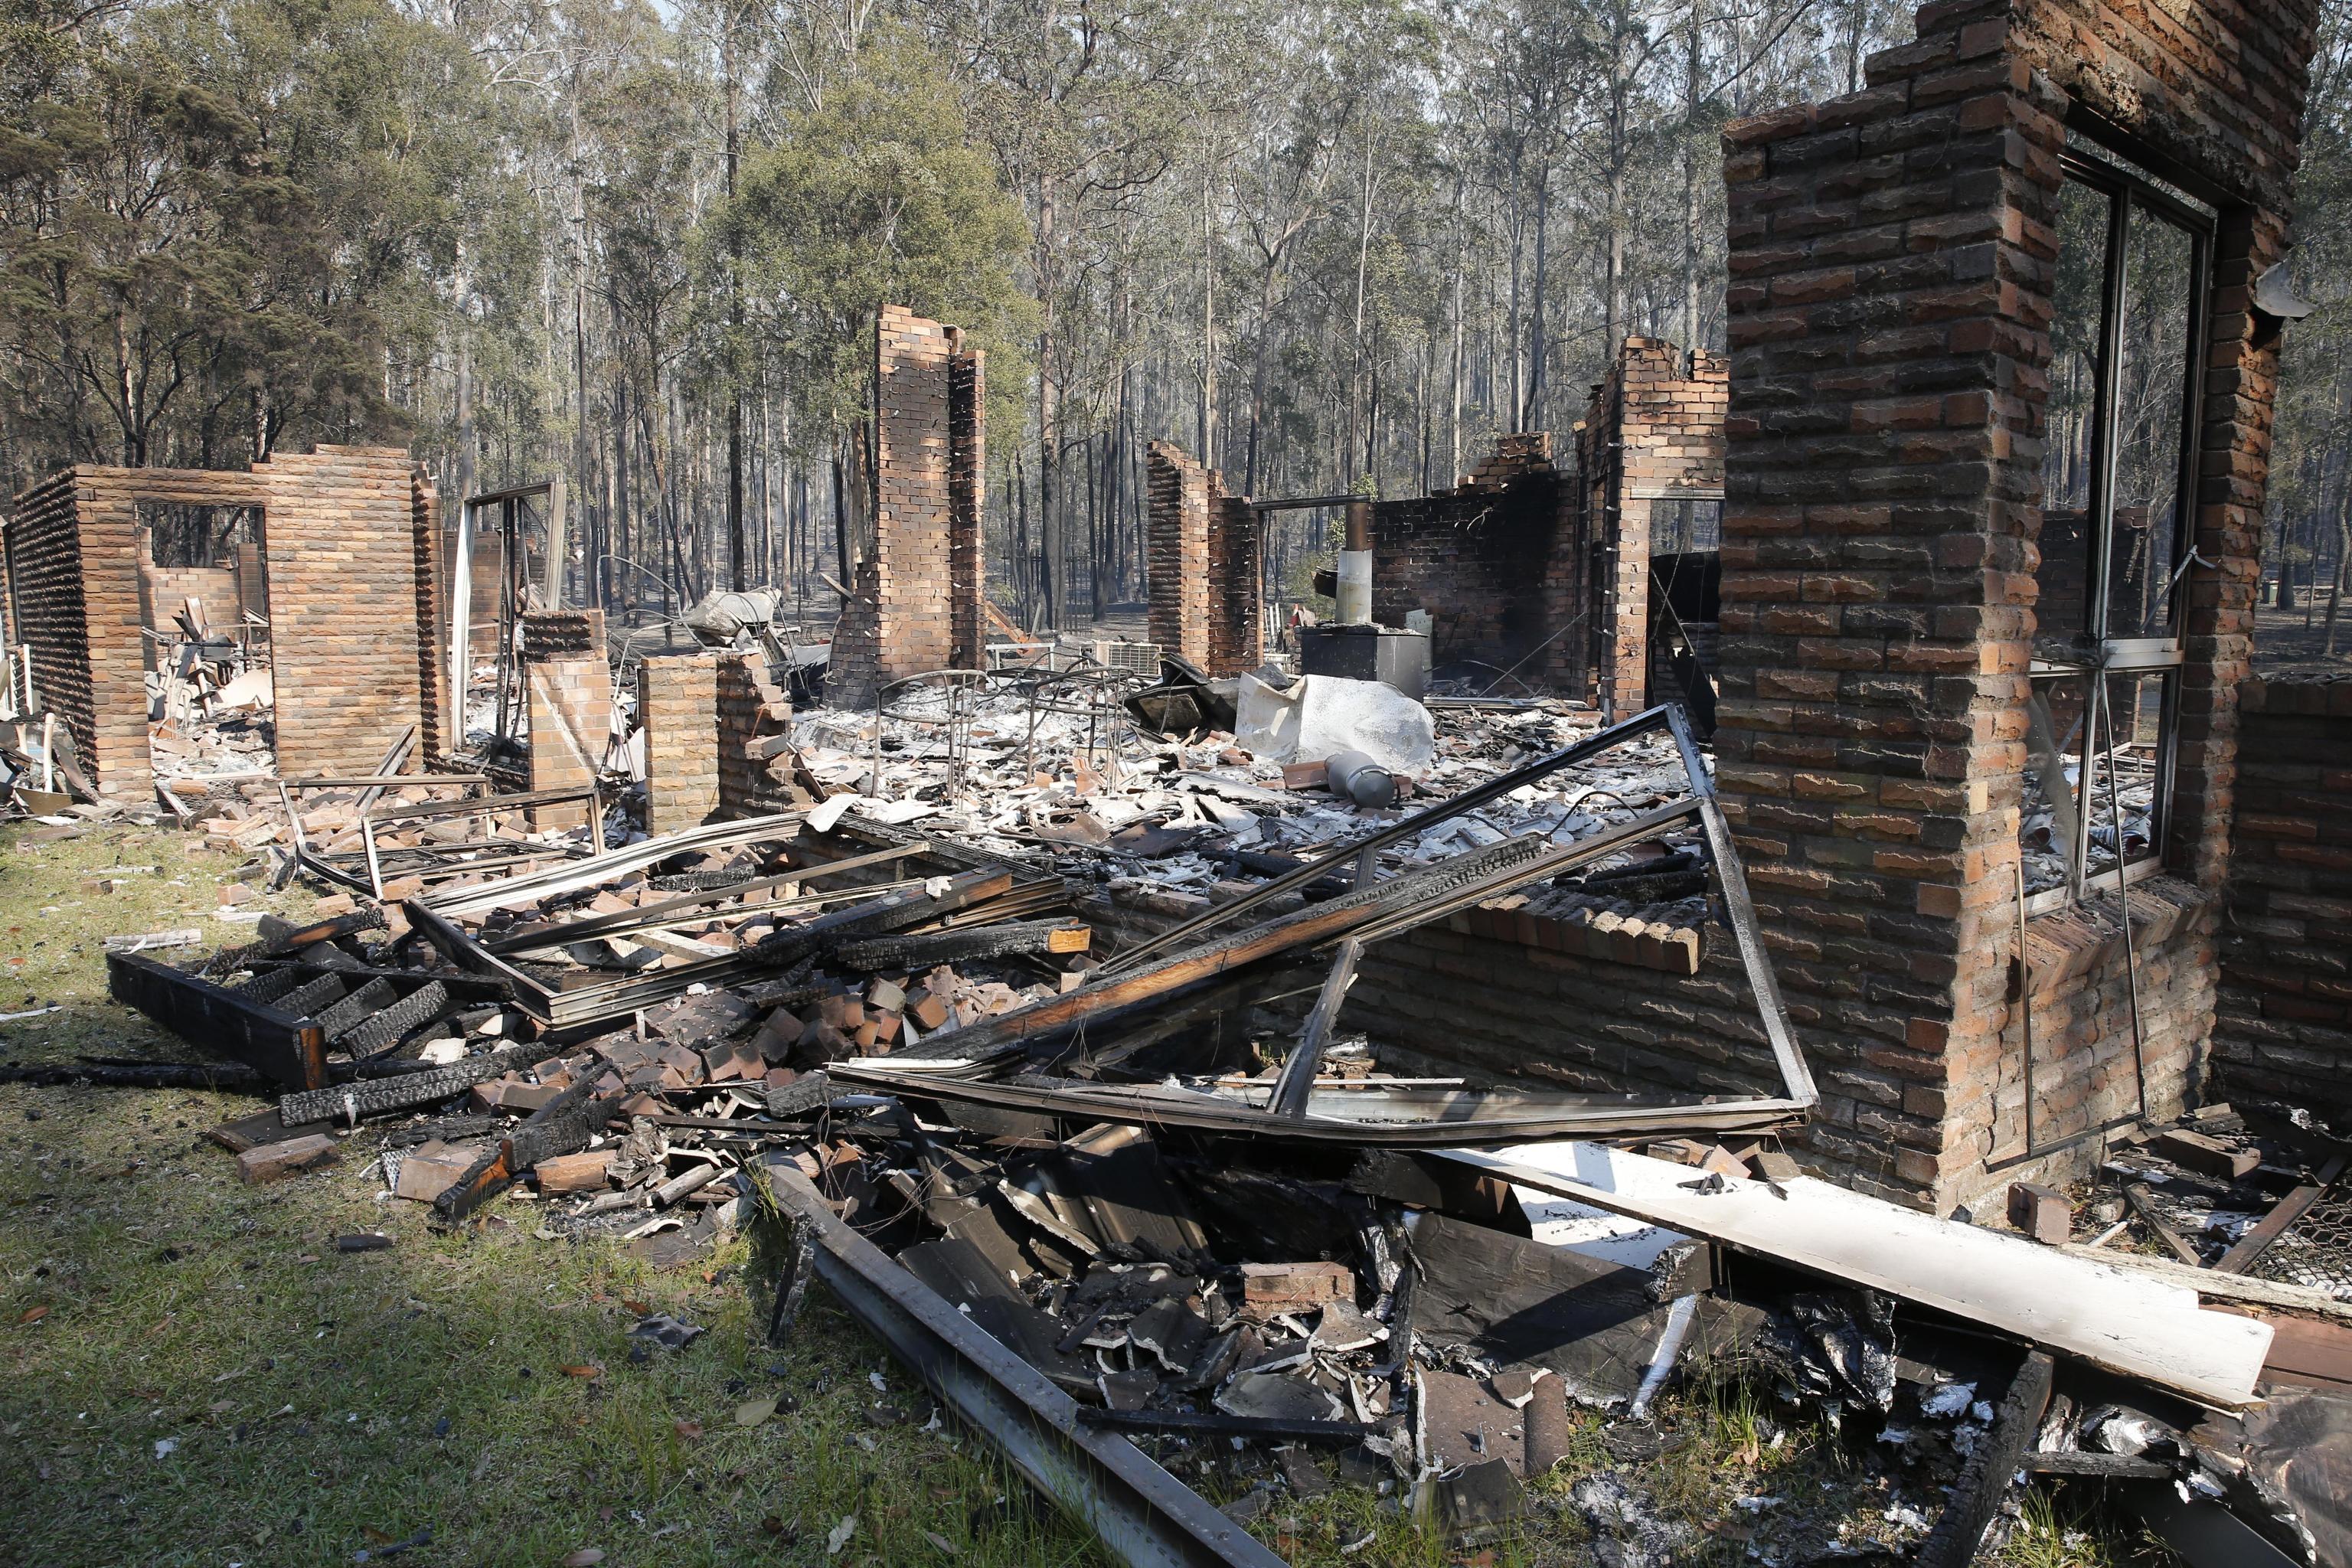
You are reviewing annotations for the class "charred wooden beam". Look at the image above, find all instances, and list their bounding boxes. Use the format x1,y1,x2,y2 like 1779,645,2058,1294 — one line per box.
278,1043,538,1125
0,1059,267,1090
2216,1155,2345,1275
257,906,387,956
432,1069,621,1226
835,919,1091,972
106,950,328,1090
1913,1350,2054,1568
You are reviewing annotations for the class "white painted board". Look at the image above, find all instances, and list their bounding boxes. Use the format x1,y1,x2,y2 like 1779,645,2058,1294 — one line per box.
1441,1141,2273,1409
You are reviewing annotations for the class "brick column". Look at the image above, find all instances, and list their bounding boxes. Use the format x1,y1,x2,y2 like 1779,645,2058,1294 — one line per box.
948,347,986,670
872,305,953,676
1716,8,2063,1207
638,652,720,835
1716,0,2316,1211
1146,441,1210,665
527,652,612,793
1205,492,1262,676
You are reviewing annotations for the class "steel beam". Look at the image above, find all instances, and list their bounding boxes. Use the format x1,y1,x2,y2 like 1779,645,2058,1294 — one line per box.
751,1161,1288,1568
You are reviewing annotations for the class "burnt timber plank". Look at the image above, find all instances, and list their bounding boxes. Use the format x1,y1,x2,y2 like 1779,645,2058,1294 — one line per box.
106,949,329,1091
1913,1350,2054,1568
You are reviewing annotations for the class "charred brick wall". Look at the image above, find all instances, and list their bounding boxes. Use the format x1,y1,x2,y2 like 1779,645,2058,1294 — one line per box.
638,652,720,835
1713,0,2319,1210
1569,339,1729,714
410,469,447,760
716,651,802,818
1,474,100,779
1206,494,1263,676
2213,675,2352,1116
521,609,603,663
829,307,984,706
949,349,986,671
1147,441,1212,666
1371,434,1566,681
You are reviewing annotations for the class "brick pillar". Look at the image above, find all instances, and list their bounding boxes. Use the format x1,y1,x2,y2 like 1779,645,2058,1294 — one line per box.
1,472,120,792
1146,441,1210,666
527,652,612,793
638,652,720,835
1716,10,2060,1208
872,305,953,678
1715,0,2312,1210
1205,492,1262,676
260,445,436,776
948,347,986,670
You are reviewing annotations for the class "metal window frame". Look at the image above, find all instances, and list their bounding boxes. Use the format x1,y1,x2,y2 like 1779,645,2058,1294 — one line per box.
2030,150,2213,909
836,705,1818,1146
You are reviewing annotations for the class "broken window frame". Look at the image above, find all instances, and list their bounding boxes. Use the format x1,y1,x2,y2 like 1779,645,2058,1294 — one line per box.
2024,140,2212,913
837,704,1820,1145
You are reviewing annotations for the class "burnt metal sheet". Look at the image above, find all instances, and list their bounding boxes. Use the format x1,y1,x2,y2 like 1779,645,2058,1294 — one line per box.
750,1158,1289,1568
107,949,328,1090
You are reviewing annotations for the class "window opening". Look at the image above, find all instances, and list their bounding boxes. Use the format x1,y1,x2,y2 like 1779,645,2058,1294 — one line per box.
2022,149,2207,908
144,502,263,570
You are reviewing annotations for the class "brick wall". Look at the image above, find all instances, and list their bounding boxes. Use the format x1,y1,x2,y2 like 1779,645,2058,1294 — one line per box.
253,446,437,777
638,652,720,835
949,348,986,671
1713,0,2319,1210
1570,339,1728,714
1,474,100,779
1206,494,1263,676
716,650,802,818
828,306,984,706
521,610,611,793
526,651,612,793
2213,674,2352,1116
8,449,445,794
1147,441,1211,666
1371,435,1566,681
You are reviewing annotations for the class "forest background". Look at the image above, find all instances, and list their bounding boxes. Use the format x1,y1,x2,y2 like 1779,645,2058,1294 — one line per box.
2,0,2347,636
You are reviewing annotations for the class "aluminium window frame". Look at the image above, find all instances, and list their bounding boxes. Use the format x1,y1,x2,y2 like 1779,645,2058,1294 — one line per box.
2025,145,2213,916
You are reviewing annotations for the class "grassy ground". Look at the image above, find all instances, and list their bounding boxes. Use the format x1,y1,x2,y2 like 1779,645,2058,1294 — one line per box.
0,818,2152,1567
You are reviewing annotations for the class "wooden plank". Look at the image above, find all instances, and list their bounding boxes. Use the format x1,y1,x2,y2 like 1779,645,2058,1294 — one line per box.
1443,1142,2276,1408
2055,1243,2352,1325
2125,1181,2206,1266
2217,1155,2345,1276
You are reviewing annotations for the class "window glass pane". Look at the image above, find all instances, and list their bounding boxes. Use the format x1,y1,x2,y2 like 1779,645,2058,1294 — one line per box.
2037,179,2110,654
2107,204,2195,639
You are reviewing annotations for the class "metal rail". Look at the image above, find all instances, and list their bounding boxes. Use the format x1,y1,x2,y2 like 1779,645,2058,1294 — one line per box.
751,1161,1288,1568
